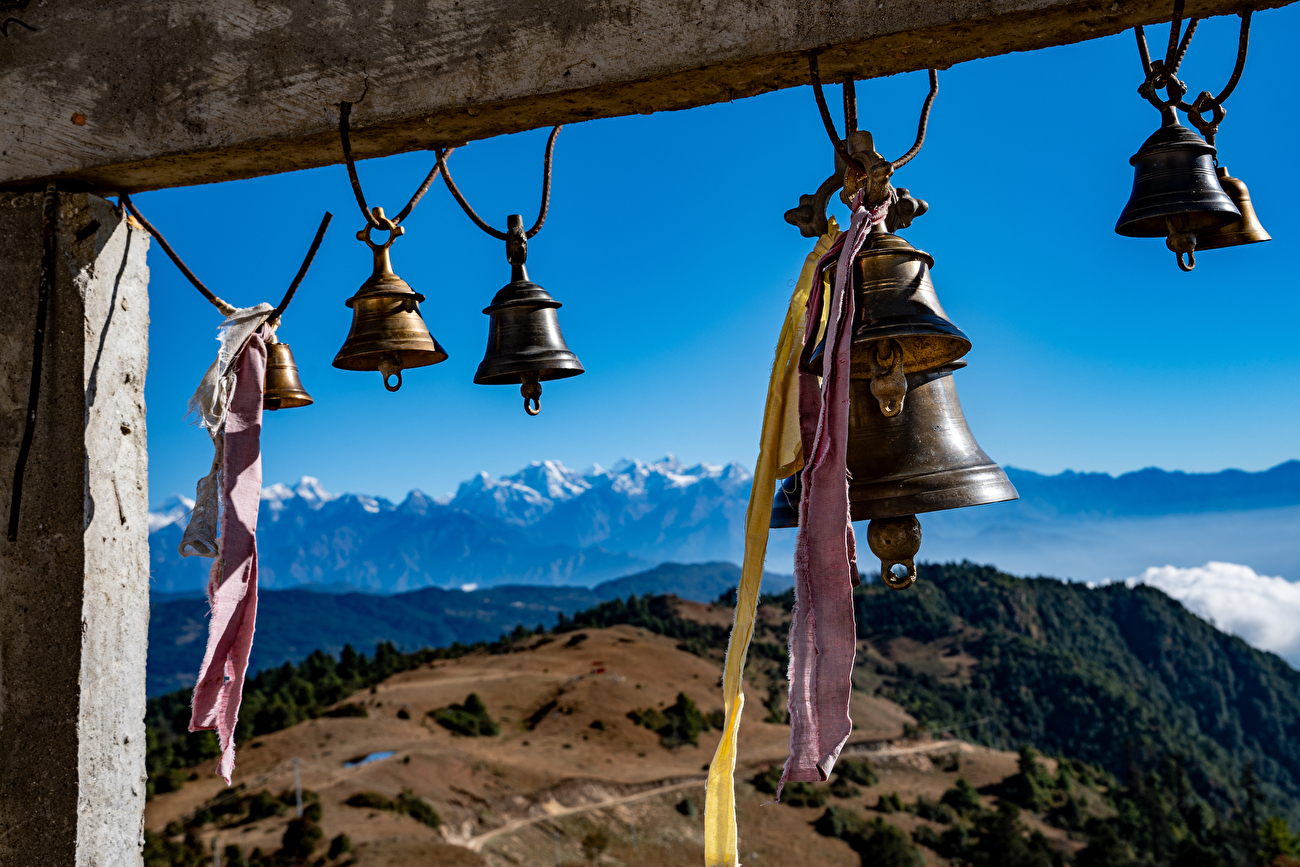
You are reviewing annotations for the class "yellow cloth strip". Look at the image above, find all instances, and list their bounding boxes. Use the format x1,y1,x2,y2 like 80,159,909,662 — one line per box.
704,223,840,867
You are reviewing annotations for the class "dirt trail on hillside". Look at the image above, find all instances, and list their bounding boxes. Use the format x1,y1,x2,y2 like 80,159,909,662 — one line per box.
452,737,970,853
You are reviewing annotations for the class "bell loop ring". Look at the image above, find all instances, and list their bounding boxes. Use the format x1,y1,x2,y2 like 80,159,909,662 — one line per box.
868,338,908,417
521,373,543,416
356,208,405,252
881,561,918,591
378,353,405,392
1165,217,1198,272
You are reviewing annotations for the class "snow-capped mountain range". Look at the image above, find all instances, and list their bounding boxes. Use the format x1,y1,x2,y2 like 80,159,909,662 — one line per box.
149,457,753,594
148,458,1300,595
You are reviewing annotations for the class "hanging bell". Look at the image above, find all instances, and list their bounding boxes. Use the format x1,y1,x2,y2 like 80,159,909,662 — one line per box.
770,473,801,528
851,362,1017,589
1115,118,1239,271
333,209,448,392
804,214,970,418
475,215,584,415
1190,167,1271,251
772,359,1017,588
831,221,971,378
846,361,1016,522
263,342,313,410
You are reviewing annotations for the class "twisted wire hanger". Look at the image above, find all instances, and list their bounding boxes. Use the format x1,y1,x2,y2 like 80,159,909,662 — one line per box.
338,100,456,230
808,55,938,177
434,125,562,242
1133,0,1253,143
120,193,331,322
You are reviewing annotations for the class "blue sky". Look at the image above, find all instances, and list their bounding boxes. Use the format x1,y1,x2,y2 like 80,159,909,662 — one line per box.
137,9,1300,505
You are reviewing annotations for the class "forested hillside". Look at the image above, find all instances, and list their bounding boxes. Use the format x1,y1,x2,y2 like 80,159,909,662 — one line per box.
845,563,1300,823
145,563,1300,865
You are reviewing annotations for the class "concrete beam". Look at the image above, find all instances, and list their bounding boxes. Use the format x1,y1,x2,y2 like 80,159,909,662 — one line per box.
0,191,150,865
1,0,1291,194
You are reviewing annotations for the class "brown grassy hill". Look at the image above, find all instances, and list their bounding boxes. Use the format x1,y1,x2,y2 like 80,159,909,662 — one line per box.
146,613,1068,867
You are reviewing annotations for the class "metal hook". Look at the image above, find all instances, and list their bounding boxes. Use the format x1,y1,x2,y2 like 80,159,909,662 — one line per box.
522,376,543,416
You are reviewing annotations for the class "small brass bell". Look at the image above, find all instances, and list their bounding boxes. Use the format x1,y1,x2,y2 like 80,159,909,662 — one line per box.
770,473,801,528
805,206,969,418
475,215,584,415
1191,166,1271,251
333,208,448,392
1115,117,1239,271
263,342,313,410
829,220,971,378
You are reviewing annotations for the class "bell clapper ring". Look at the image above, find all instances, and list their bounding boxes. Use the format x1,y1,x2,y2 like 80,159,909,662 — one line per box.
521,371,542,416
867,515,922,592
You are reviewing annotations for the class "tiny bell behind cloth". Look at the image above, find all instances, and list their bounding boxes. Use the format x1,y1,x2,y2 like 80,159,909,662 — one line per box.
475,215,584,415
1115,117,1239,271
770,473,801,528
263,341,313,410
333,208,448,392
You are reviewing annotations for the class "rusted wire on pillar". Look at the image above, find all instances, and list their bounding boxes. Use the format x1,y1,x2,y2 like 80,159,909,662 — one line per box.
119,193,238,315
119,194,332,320
8,182,57,542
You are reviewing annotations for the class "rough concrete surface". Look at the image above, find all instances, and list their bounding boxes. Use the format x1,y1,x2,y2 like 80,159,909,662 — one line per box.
0,192,150,866
0,0,1293,193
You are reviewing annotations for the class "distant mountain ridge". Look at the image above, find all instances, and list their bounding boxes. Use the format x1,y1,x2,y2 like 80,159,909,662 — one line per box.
148,458,1300,594
1004,460,1300,516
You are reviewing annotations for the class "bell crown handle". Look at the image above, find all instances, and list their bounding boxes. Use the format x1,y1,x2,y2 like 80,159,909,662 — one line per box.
357,207,405,279
505,213,530,283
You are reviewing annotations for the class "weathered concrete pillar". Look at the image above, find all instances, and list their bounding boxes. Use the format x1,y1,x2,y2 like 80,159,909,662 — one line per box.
0,191,150,865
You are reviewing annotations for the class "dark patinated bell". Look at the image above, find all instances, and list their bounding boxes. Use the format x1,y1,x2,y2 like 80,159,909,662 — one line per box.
475,215,584,415
263,342,313,410
333,214,448,392
1115,120,1239,269
1192,166,1271,251
770,473,801,528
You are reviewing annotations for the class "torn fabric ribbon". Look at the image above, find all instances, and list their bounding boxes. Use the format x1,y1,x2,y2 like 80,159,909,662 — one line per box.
180,303,273,558
188,325,269,783
703,221,840,867
781,191,889,792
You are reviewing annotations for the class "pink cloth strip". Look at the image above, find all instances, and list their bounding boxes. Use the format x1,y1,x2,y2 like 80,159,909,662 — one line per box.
189,326,268,783
781,193,887,791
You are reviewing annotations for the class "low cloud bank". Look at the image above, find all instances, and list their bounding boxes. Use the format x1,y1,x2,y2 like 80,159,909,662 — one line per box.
1129,562,1300,664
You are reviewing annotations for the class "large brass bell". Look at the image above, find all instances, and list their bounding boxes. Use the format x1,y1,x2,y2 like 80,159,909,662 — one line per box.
475,215,584,415
263,342,313,410
1115,117,1239,271
851,362,1017,589
1191,167,1271,251
333,208,448,392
